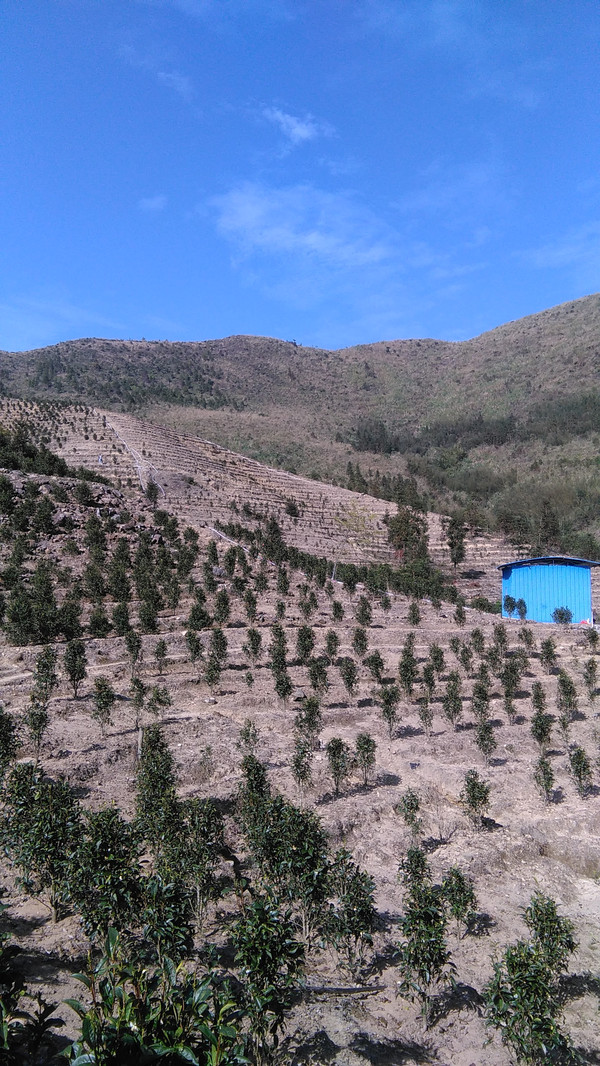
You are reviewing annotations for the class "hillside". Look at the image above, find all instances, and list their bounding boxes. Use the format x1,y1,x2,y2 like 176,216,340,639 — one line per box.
2,294,600,427
2,295,600,558
1,416,600,1064
0,397,516,604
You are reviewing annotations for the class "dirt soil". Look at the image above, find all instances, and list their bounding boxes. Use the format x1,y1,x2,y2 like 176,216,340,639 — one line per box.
2,572,600,1064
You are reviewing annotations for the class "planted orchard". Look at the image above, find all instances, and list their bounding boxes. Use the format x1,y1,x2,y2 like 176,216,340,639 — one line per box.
0,446,598,1062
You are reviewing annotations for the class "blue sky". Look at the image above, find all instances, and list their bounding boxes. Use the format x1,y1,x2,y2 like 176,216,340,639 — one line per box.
2,0,600,351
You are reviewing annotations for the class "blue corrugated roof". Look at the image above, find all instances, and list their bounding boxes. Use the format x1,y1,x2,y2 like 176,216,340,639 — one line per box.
500,556,596,623
498,555,600,571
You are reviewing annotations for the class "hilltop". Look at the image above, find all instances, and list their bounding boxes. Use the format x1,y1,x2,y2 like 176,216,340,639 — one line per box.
2,293,600,427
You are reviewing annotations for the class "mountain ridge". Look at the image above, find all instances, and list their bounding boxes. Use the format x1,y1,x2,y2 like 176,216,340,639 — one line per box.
2,291,599,429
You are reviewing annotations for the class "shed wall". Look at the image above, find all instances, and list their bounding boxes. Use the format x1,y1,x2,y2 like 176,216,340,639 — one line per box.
501,563,592,624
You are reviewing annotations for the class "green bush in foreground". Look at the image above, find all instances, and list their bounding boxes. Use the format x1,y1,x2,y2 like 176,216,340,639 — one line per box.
484,894,577,1064
66,928,247,1065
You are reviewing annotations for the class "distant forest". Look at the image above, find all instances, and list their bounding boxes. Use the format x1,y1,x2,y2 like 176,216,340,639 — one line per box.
350,391,600,455
349,392,600,562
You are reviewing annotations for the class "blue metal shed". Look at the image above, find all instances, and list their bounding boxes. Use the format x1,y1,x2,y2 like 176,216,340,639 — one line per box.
498,556,600,624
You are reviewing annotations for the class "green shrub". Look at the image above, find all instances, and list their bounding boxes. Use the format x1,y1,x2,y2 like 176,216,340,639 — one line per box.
460,769,490,828
484,895,577,1064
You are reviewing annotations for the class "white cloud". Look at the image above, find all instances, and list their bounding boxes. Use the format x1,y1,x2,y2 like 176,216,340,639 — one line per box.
395,161,509,229
526,221,600,272
138,195,168,212
262,107,332,147
136,0,295,23
356,0,543,108
211,181,393,270
118,45,195,104
157,70,194,101
207,179,487,343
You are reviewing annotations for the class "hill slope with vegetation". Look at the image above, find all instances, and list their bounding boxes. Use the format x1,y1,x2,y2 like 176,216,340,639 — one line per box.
0,423,600,1064
2,293,600,427
2,293,600,559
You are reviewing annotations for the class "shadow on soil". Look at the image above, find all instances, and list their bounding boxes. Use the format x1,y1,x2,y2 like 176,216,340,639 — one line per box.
576,1051,600,1065
349,1031,434,1064
318,780,398,805
284,1028,434,1065
466,911,496,937
10,944,88,984
481,816,503,832
428,981,483,1024
558,971,600,1005
284,1028,340,1063
376,772,401,787
363,941,399,977
398,724,424,740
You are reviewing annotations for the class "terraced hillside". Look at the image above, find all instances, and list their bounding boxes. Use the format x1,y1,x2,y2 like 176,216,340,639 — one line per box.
1,453,600,1063
1,417,600,1064
4,295,600,554
0,398,524,608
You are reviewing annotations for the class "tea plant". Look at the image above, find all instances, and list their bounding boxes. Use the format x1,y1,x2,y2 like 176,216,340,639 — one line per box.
377,683,401,739
470,627,485,655
484,894,576,1065
475,718,497,765
296,625,315,664
294,696,322,749
72,806,143,939
396,788,422,840
399,633,418,697
533,756,554,803
325,848,377,973
583,657,597,703
233,893,305,1065
136,725,177,851
291,736,313,795
63,638,87,698
442,671,462,731
91,676,117,736
66,929,247,1065
355,732,376,787
428,643,445,675
569,745,592,797
539,637,557,673
0,705,18,782
326,737,350,796
325,629,340,662
417,695,434,736
441,867,477,935
2,763,82,922
352,626,368,657
530,706,552,754
338,656,358,696
397,881,454,1027
154,638,167,675
364,650,385,683
460,769,490,828
243,627,262,663
238,718,260,755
